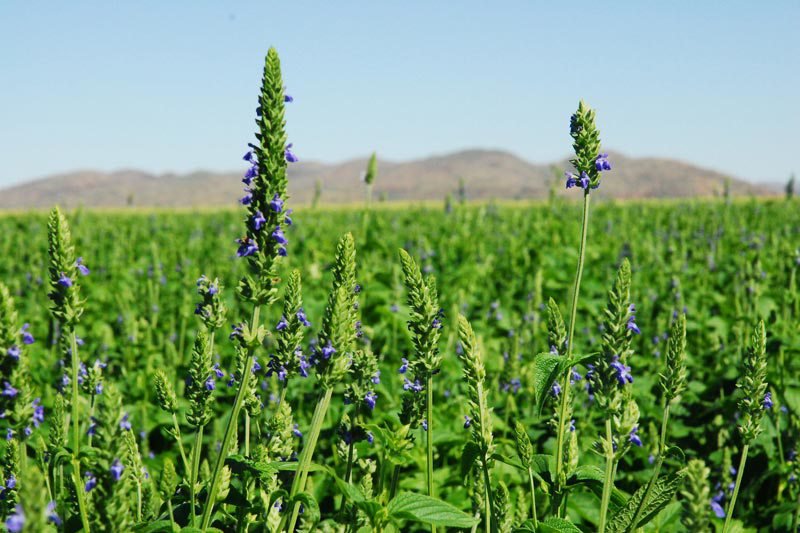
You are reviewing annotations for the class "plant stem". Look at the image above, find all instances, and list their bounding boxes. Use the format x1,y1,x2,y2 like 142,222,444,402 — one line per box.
598,418,615,533
189,425,204,527
70,331,92,532
528,467,538,529
171,413,190,474
791,488,800,532
723,444,749,533
554,190,591,515
627,402,671,532
286,387,334,532
200,305,260,531
344,410,359,484
482,463,493,533
426,374,436,533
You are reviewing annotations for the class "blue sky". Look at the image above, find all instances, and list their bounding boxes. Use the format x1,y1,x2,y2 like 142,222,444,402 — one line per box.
1,1,797,186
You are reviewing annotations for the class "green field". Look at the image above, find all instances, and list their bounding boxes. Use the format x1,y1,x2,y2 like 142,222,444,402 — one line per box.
0,196,798,531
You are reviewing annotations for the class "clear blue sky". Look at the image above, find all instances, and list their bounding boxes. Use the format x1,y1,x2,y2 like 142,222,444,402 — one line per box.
1,1,797,186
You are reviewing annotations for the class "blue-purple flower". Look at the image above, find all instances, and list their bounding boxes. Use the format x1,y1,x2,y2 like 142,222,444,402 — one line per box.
4,505,24,533
627,304,641,335
763,392,773,410
463,415,472,428
1,382,18,398
6,346,20,360
76,257,90,276
595,153,612,171
84,472,97,492
270,193,284,213
276,316,289,331
321,341,336,360
20,324,34,345
296,308,311,327
710,491,726,518
57,273,73,287
610,356,633,385
236,237,259,257
32,398,44,427
629,426,642,447
364,391,377,410
285,143,298,163
110,459,124,481
120,413,132,431
272,226,288,245
398,358,409,374
403,378,424,393
47,501,62,526
252,211,266,231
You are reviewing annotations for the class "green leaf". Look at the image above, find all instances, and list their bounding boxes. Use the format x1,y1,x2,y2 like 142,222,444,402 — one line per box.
606,468,687,533
292,492,321,524
568,465,627,510
460,441,483,478
538,516,582,532
532,352,562,415
387,491,478,528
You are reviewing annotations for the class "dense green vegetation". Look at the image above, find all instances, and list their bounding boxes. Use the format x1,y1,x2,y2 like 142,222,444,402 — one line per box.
0,197,798,531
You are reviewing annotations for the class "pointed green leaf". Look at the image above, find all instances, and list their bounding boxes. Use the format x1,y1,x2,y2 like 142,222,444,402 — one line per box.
387,491,478,528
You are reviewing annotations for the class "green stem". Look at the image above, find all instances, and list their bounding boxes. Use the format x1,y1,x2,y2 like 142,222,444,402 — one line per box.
200,305,260,531
171,413,190,474
723,444,749,533
627,403,671,532
598,418,615,533
791,487,800,533
189,425,204,527
389,465,401,500
245,413,250,457
481,463,493,533
70,331,92,533
344,410,359,484
286,387,334,532
554,190,591,514
426,375,436,533
528,467,538,529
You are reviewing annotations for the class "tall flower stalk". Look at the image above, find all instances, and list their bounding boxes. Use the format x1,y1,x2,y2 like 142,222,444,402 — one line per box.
46,207,92,532
553,101,611,515
723,320,768,532
200,46,295,530
285,232,359,532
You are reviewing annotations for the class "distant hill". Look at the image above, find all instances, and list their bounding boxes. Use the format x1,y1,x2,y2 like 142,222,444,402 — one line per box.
0,150,772,209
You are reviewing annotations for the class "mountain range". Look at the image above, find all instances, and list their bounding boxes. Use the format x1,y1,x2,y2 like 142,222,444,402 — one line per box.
0,150,775,209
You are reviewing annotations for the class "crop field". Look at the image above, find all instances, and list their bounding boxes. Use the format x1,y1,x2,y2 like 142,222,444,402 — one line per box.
0,49,798,533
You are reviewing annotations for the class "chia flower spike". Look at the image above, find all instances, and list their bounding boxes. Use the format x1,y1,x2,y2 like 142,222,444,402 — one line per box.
566,100,607,191
237,47,293,306
268,270,310,384
737,320,768,443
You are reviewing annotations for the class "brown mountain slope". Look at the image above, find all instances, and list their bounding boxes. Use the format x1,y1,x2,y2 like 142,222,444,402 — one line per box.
0,150,770,209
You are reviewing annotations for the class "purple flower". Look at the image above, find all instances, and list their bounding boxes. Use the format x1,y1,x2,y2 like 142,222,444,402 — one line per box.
120,413,132,431
6,475,16,489
47,501,62,526
5,429,12,440
243,151,255,162
297,351,310,377
403,378,424,393
110,459,124,481
272,226,288,245
629,426,642,447
240,190,253,205
292,424,302,438
269,193,284,213
5,505,24,533
367,431,374,444
763,392,773,410
398,358,409,374
569,419,576,432
76,257,90,276
711,491,726,518
6,346,20,360
364,391,377,410
20,324,34,345
276,316,289,331
236,237,259,257
84,472,97,492
1,382,18,398
570,368,582,384
551,381,561,397
252,211,266,231
87,418,97,436
32,398,44,427
610,356,633,385
284,93,294,103
285,143,298,163
321,341,336,359
421,419,428,431
205,376,216,391
579,172,590,189
432,318,442,329
463,415,472,428
296,308,311,327
57,273,73,287
371,370,380,385
284,209,294,226
565,172,578,189
243,164,258,185
213,363,225,378
278,245,288,257
595,153,612,171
